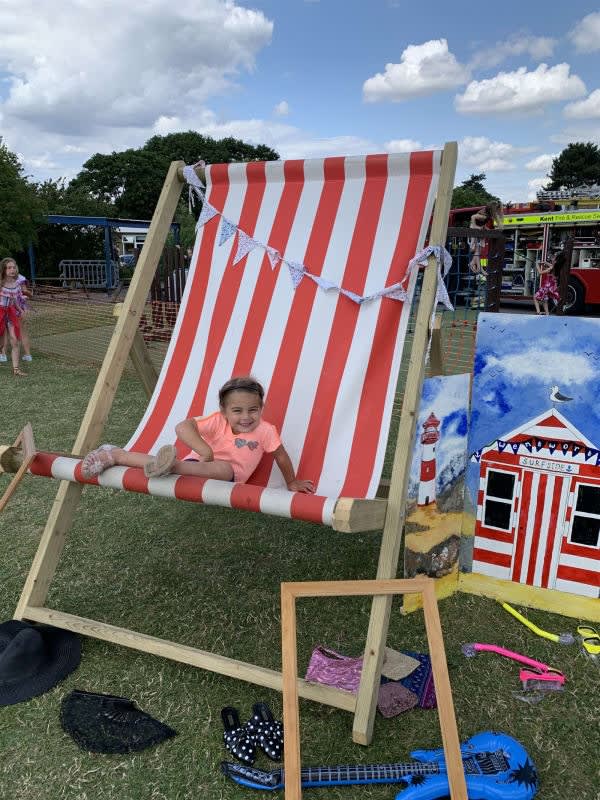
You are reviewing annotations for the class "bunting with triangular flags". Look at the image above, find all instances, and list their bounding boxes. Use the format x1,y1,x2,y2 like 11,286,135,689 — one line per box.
218,219,237,247
182,166,453,307
287,261,305,290
510,442,520,454
233,231,259,265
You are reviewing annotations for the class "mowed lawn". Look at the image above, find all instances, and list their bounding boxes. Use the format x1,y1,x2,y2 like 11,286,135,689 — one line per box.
0,352,598,800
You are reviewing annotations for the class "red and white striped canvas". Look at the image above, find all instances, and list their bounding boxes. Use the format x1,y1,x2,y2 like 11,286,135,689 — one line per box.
128,153,440,490
32,152,442,525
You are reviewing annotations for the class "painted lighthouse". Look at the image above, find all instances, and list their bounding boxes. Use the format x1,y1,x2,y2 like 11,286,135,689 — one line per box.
418,413,441,506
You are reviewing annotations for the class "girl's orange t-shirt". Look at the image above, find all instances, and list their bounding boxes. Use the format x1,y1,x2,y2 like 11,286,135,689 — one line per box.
182,411,281,483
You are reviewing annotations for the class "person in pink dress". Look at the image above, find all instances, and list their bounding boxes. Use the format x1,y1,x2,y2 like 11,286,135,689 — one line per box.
533,251,565,315
81,376,314,493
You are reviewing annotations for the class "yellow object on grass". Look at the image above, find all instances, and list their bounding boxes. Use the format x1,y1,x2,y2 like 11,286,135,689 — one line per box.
499,601,575,644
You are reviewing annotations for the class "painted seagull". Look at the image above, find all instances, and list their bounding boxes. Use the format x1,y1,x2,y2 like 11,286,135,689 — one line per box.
550,385,573,403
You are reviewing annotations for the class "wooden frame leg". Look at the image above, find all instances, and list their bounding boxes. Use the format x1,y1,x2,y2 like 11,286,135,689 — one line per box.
15,161,185,620
352,142,457,746
0,424,36,514
281,578,466,800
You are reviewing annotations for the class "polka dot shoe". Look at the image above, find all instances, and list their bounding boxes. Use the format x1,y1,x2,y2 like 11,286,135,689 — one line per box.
221,706,256,765
245,702,284,762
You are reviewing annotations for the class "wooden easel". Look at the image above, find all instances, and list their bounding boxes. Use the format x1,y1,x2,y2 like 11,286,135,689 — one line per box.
12,145,457,746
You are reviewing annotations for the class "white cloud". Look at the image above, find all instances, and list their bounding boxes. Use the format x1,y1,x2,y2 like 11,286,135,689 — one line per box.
469,33,556,70
0,0,273,136
527,176,548,201
568,12,600,53
459,136,530,172
564,89,600,119
363,39,470,102
550,124,600,145
384,138,423,153
273,100,290,117
455,63,586,114
487,350,594,383
525,153,557,171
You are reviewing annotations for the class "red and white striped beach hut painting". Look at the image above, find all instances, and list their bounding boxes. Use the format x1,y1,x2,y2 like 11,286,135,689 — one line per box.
472,408,600,599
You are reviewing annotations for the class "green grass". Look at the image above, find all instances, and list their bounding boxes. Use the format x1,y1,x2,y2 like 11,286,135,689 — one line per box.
0,355,598,800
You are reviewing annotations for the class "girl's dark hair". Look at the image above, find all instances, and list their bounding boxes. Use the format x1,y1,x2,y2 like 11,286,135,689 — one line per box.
552,251,567,276
219,376,264,407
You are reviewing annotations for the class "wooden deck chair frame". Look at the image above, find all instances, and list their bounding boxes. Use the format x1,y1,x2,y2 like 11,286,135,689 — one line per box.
13,143,457,747
0,424,36,514
281,577,466,800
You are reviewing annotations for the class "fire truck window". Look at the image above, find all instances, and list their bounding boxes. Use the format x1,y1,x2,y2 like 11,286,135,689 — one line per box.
486,470,515,500
484,500,512,530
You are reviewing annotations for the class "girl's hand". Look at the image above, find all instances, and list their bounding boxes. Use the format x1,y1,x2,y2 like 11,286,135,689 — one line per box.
287,478,315,494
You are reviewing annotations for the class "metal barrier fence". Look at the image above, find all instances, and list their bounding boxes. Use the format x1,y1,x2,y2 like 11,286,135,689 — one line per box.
58,259,120,290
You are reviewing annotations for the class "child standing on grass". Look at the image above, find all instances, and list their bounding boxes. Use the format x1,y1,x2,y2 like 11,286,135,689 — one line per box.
533,251,564,315
0,257,29,377
81,376,315,493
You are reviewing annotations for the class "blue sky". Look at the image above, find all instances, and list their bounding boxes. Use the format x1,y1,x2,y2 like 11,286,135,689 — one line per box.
465,312,600,503
1,1,599,202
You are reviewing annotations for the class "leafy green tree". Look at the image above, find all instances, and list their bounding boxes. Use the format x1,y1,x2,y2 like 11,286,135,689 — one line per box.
451,173,500,209
545,142,600,189
0,138,45,257
70,133,279,221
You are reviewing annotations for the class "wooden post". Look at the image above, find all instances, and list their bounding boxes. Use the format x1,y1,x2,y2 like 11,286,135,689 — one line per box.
351,142,457,746
14,161,185,619
113,304,159,400
428,315,444,377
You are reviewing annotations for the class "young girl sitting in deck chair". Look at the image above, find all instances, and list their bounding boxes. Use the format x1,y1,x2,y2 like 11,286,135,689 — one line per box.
81,376,314,493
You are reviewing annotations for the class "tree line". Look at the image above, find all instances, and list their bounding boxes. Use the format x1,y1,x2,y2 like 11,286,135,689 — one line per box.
2,135,600,273
0,133,278,274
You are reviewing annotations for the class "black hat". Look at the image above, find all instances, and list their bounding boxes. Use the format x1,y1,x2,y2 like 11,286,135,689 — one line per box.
0,620,81,706
60,690,177,753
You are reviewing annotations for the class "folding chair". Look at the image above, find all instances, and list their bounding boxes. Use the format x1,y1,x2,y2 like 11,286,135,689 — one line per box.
11,144,456,745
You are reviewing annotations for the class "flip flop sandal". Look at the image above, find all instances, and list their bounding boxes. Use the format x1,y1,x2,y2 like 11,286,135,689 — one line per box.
245,702,283,761
221,707,256,765
577,625,600,655
144,444,177,478
81,444,117,479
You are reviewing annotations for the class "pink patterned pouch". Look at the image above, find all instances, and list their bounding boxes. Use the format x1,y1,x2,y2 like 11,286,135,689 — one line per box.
304,646,363,693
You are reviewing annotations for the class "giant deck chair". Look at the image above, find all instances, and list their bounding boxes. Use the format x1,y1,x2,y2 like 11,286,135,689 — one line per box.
12,143,456,746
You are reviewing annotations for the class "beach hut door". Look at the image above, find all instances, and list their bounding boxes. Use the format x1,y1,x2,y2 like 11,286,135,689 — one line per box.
512,471,570,588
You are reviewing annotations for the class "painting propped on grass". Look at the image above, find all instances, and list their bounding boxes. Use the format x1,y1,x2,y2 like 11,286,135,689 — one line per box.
460,313,600,619
403,373,470,611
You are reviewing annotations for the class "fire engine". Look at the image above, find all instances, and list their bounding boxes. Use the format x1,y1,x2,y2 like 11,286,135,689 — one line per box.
449,189,600,313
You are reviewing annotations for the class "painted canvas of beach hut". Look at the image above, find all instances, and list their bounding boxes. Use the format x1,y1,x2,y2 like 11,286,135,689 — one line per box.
460,312,600,620
403,373,470,610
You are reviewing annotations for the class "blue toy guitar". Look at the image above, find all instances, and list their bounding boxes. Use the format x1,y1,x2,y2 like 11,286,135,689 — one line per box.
221,730,538,800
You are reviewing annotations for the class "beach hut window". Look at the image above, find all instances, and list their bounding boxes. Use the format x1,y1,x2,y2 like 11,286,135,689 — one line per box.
483,469,516,531
570,483,600,547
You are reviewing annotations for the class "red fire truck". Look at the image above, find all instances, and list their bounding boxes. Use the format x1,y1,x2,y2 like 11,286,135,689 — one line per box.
448,204,600,313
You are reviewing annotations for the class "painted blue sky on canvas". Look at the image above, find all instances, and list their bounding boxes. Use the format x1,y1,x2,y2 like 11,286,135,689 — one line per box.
465,311,600,505
409,373,470,495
